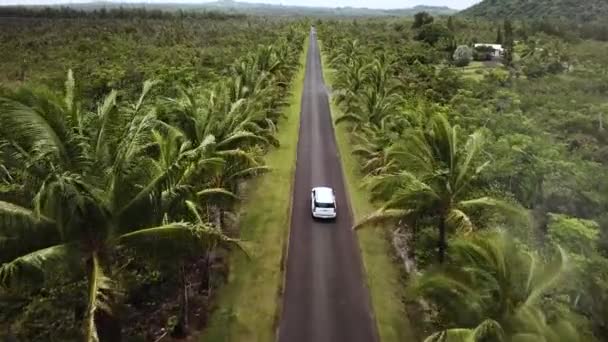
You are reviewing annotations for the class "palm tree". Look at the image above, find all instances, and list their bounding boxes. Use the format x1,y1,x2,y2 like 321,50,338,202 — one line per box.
416,230,580,342
329,39,362,69
351,121,401,177
333,56,404,129
0,72,244,342
356,114,524,263
332,55,368,116
159,84,271,229
424,319,505,342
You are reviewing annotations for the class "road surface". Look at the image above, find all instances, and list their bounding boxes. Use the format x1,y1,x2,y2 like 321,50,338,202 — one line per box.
277,30,378,342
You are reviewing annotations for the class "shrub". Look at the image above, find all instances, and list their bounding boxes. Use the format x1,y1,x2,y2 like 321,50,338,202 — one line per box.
453,45,473,67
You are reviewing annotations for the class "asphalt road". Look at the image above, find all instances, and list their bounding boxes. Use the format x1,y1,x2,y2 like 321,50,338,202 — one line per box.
276,30,378,342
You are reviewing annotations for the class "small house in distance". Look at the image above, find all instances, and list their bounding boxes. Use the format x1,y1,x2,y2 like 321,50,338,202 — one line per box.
473,43,504,59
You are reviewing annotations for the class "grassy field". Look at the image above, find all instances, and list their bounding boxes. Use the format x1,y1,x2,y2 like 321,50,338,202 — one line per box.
200,38,308,342
461,61,493,80
319,42,417,342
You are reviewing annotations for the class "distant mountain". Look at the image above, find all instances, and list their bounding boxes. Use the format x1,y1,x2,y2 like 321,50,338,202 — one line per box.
21,1,458,17
387,5,458,16
461,0,608,22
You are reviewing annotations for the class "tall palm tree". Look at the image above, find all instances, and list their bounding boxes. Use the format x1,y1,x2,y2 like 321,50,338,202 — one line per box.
356,114,524,263
0,72,243,342
417,230,580,342
159,84,271,229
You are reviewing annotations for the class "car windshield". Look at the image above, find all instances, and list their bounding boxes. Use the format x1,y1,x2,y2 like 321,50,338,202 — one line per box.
315,201,334,208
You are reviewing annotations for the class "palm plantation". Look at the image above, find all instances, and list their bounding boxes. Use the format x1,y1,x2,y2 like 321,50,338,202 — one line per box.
2,9,606,342
328,41,520,263
0,73,244,341
0,26,305,341
320,20,591,341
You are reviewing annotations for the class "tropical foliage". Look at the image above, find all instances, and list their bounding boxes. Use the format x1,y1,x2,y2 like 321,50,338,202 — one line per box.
319,13,608,341
0,10,305,341
462,0,608,23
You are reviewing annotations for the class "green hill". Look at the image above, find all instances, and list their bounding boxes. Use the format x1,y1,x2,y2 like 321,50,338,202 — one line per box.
461,0,608,22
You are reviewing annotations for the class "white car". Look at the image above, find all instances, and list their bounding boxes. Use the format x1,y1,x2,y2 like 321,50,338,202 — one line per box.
311,186,337,219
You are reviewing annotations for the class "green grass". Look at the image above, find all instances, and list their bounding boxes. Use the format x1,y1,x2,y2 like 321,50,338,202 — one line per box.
319,42,418,342
461,61,491,80
200,38,308,342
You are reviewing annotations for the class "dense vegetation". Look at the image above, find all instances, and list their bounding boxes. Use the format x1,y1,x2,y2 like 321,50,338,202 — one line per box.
0,2,457,18
318,12,608,341
2,3,608,341
462,0,608,22
461,0,608,42
0,10,306,341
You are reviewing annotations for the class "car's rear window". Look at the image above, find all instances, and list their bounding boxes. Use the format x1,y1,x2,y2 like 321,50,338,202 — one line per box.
315,201,335,208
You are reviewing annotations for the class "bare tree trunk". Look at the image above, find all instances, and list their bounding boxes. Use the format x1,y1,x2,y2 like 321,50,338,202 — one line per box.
4,325,17,342
219,208,225,231
19,60,27,82
391,226,417,274
211,205,222,230
438,217,447,264
411,222,417,265
96,310,122,342
172,264,189,338
199,252,211,295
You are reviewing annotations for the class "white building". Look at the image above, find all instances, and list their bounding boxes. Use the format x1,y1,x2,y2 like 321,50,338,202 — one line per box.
474,43,504,58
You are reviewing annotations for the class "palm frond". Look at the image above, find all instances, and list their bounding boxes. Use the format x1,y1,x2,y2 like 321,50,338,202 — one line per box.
454,131,485,193
0,200,54,225
116,222,247,258
524,246,567,306
134,79,159,113
216,149,259,166
64,69,75,114
217,131,269,149
510,334,547,342
186,200,204,225
458,197,529,225
0,200,59,261
115,167,169,218
446,208,473,234
0,97,68,163
64,69,84,133
353,208,412,230
94,90,118,162
197,188,239,200
334,113,364,125
424,319,505,342
0,243,76,288
411,271,480,310
227,165,271,180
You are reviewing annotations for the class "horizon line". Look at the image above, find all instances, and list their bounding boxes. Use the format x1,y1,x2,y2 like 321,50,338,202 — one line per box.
0,0,462,11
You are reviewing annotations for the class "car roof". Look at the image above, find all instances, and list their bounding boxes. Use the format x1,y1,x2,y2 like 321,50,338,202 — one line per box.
312,187,335,203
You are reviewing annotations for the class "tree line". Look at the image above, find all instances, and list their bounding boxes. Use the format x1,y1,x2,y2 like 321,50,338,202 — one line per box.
0,5,246,21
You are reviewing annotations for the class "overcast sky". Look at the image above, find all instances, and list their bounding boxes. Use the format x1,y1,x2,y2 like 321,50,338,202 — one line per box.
0,0,481,10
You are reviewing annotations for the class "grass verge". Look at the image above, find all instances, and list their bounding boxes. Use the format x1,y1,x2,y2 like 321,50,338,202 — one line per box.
200,38,308,342
319,41,417,342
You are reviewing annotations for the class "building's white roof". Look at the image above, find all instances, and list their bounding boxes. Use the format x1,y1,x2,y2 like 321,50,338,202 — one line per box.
313,187,335,203
474,43,504,50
